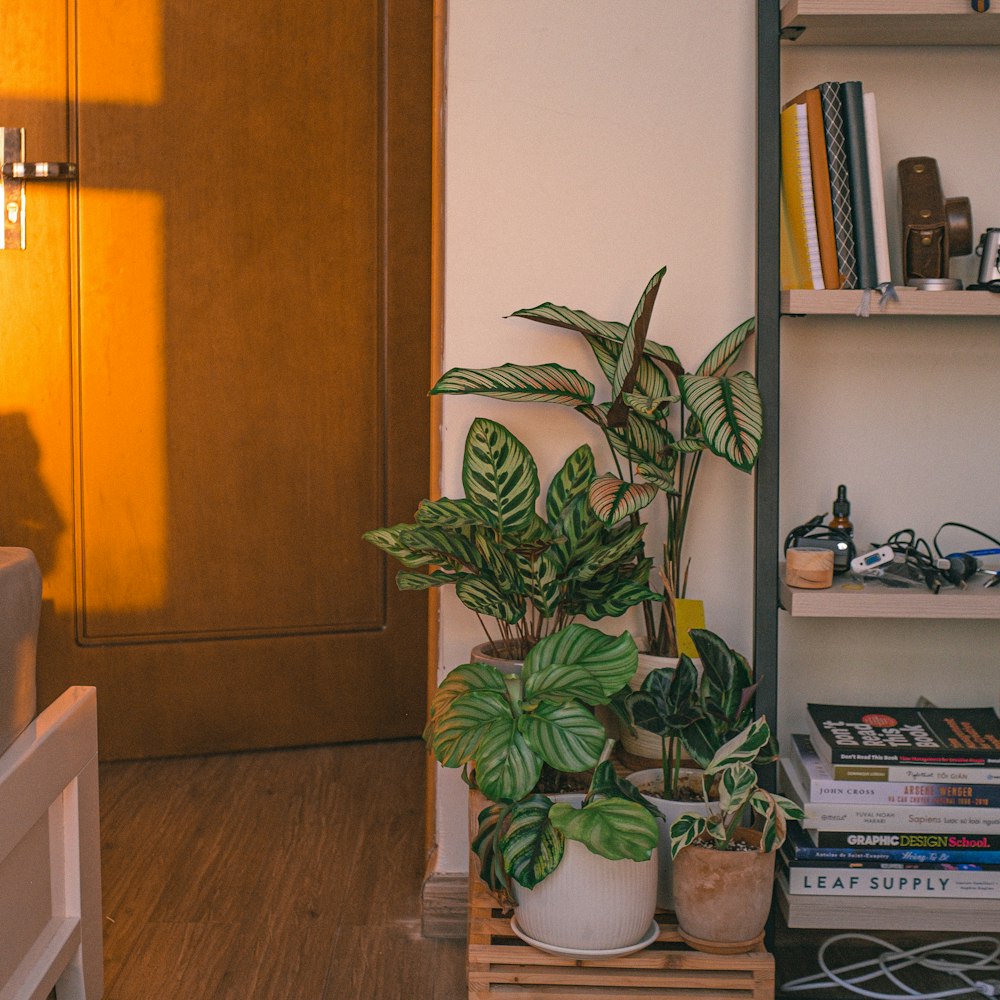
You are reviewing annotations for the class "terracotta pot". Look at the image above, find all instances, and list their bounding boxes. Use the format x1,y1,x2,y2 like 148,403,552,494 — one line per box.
626,768,712,912
671,827,775,954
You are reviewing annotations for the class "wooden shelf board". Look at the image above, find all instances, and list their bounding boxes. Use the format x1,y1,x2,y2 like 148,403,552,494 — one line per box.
779,564,1000,619
781,0,1000,45
781,288,1000,317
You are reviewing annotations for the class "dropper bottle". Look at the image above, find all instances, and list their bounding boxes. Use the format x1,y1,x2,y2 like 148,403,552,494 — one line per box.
828,484,853,536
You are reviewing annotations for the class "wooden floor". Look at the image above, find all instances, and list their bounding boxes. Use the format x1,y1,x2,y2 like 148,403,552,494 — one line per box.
98,739,467,999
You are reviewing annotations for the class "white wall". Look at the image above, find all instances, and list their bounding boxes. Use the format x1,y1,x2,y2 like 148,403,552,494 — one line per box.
435,3,1000,877
435,0,757,874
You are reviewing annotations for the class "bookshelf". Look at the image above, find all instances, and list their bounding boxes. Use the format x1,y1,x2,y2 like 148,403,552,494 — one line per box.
755,0,1000,991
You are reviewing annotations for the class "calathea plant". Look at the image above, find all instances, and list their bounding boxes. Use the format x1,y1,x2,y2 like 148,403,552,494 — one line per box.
364,417,656,658
669,717,803,858
430,268,763,658
423,624,659,906
624,628,761,799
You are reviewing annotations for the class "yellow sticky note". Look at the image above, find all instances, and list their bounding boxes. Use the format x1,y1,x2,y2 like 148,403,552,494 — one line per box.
674,599,706,658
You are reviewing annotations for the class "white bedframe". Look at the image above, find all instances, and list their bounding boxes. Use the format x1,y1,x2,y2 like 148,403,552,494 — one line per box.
0,549,102,1000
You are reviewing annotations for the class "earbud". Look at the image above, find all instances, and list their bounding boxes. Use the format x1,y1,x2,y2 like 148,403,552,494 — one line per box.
943,553,979,588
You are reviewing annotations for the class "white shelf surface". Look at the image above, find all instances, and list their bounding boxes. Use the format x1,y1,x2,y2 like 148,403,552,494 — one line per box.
781,0,1000,46
779,564,1000,619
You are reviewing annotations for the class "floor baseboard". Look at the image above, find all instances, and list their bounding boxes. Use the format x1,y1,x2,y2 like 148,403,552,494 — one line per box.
421,871,467,939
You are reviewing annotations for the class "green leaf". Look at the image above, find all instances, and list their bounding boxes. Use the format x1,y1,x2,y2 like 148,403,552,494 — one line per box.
548,493,605,573
629,655,702,737
549,798,658,862
717,761,756,818
363,525,438,569
415,497,490,528
455,577,525,624
566,576,659,622
703,717,771,776
678,371,762,473
574,522,646,583
695,317,755,376
430,686,511,768
518,700,606,773
587,760,664,819
472,802,511,897
587,475,658,526
669,812,709,859
546,445,596,524
608,267,666,426
395,568,465,591
522,663,605,706
431,363,595,406
501,795,565,888
462,418,540,532
622,390,679,417
522,624,638,700
579,403,670,469
397,524,485,572
635,461,677,495
474,715,543,802
518,550,563,620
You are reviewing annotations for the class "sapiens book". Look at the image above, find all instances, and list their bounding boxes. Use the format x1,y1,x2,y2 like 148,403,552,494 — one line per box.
817,80,857,289
807,704,1000,767
785,820,1000,865
779,754,1000,833
786,88,840,289
779,102,824,290
839,80,877,289
776,872,1000,931
789,733,1000,807
779,857,1000,899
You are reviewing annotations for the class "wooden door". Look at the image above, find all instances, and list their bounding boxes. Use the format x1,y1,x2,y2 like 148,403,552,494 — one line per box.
0,1,432,758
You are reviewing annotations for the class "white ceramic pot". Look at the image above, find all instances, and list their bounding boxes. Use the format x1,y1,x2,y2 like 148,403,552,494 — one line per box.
514,837,658,952
470,640,524,675
621,651,701,759
627,767,712,912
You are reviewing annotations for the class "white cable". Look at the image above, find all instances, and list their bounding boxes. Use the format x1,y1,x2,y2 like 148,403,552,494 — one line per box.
781,933,1000,999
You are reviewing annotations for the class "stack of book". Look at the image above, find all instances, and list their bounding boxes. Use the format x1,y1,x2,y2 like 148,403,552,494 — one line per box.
777,703,1000,931
780,81,890,291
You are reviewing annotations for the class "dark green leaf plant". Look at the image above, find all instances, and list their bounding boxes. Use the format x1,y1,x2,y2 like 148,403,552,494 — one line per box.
364,417,657,658
668,717,804,858
624,628,761,800
430,268,763,657
423,623,660,907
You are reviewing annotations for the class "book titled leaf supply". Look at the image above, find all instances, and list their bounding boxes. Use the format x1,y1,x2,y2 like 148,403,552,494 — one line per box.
807,705,1000,768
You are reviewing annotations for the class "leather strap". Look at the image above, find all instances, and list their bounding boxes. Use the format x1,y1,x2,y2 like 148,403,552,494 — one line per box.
899,157,947,280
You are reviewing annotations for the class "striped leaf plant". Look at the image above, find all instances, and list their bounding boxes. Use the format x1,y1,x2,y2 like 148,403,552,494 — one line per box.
429,268,763,657
363,417,658,658
667,717,804,859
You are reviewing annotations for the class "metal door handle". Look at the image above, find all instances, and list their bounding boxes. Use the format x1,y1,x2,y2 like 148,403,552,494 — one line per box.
2,161,78,180
1,126,78,249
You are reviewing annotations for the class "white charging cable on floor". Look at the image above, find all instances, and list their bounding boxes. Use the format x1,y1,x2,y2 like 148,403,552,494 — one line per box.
781,933,1000,999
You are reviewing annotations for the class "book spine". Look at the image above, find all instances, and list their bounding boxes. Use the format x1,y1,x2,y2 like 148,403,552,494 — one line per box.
833,762,1000,785
811,830,1000,851
795,103,824,289
840,81,877,289
863,91,891,286
818,81,857,289
789,845,1000,865
790,735,1000,805
782,863,1000,898
779,104,822,290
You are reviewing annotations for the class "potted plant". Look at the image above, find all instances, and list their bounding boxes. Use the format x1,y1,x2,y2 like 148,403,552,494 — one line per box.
364,416,656,665
424,623,662,954
668,716,804,954
622,627,761,909
429,267,763,660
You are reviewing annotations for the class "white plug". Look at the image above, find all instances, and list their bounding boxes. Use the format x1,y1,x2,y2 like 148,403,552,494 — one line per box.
851,545,895,576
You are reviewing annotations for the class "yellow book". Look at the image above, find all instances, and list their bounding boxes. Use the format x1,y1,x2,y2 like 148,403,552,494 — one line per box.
780,103,824,290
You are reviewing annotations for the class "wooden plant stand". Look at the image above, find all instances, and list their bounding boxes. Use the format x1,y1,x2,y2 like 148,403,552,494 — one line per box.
466,874,775,999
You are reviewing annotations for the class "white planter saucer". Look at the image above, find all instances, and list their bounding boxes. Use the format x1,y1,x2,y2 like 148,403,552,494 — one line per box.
509,916,660,959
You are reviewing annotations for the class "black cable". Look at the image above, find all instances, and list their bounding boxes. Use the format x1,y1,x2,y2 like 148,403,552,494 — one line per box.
932,522,1000,558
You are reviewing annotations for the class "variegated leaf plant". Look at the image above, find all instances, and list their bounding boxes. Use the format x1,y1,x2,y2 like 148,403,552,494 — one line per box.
364,417,657,657
624,628,762,800
473,757,661,906
429,268,763,657
667,717,804,859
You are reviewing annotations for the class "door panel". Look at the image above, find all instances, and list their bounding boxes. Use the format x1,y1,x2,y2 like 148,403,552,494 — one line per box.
0,1,432,758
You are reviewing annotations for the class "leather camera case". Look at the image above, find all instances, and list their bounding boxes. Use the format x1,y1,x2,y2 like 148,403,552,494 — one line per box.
898,156,972,281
